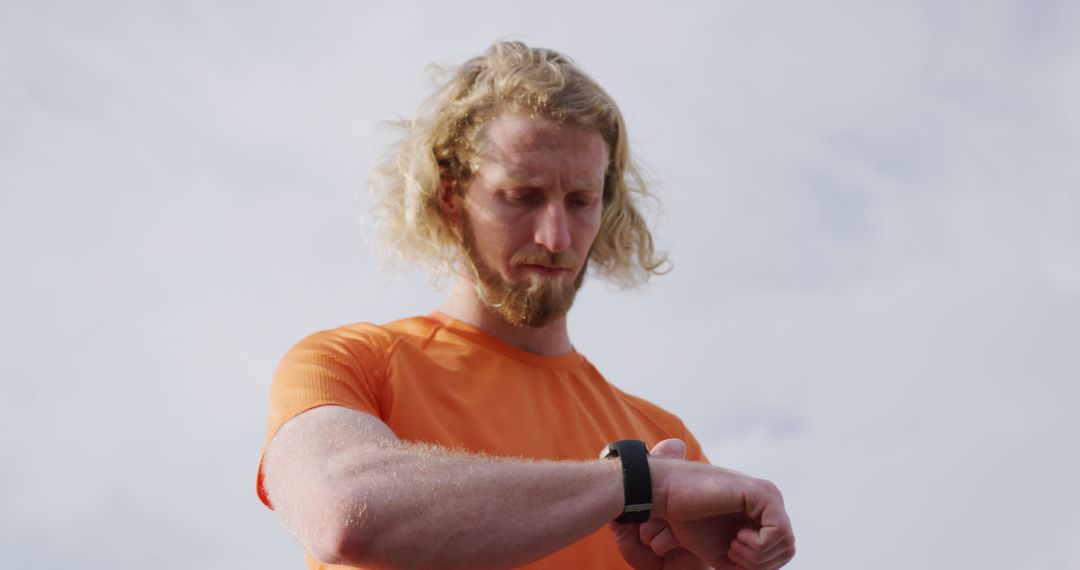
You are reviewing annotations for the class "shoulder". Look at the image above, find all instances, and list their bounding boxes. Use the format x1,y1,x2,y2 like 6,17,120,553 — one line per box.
287,316,441,358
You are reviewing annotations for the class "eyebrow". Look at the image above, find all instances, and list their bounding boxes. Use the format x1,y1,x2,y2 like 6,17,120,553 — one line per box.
492,169,604,191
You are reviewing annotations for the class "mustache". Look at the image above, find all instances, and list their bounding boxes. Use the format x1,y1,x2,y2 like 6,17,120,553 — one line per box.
510,251,578,269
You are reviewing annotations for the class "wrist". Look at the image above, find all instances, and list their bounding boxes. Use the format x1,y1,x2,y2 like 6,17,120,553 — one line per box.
646,456,672,519
603,457,627,521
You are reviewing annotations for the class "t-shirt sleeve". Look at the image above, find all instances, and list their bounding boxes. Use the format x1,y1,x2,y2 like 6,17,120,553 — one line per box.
256,324,397,508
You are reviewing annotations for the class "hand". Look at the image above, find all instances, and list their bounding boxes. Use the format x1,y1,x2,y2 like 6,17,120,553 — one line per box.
610,439,708,570
654,459,796,569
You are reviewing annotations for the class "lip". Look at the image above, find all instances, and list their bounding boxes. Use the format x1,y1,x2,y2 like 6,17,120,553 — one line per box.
519,264,573,276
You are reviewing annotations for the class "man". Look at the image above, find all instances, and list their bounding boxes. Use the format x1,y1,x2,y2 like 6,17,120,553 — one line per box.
257,41,796,569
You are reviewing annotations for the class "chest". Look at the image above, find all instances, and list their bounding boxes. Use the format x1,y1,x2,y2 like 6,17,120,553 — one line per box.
379,345,654,461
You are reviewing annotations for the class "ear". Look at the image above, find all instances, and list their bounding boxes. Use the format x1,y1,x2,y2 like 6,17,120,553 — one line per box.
438,169,464,227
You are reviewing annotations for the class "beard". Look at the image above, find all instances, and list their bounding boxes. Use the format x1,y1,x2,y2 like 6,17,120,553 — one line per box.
459,213,587,328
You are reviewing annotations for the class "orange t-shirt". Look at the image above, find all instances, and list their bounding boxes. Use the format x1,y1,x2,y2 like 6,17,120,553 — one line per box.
258,313,705,569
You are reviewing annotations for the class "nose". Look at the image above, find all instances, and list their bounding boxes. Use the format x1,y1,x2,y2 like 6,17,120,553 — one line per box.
534,201,572,253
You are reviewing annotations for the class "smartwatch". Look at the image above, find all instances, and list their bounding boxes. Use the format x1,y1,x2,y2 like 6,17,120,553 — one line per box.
599,439,653,523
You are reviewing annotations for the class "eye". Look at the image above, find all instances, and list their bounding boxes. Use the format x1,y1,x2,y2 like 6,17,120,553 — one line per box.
568,192,599,208
503,189,542,204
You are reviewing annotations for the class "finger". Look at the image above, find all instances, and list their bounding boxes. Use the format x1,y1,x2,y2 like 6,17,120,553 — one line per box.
609,522,662,570
649,438,687,459
736,523,795,557
755,541,796,569
638,519,677,558
737,481,792,548
727,546,757,569
729,539,785,568
731,532,795,569
743,521,789,548
638,518,669,543
736,527,765,548
610,521,639,541
648,525,680,557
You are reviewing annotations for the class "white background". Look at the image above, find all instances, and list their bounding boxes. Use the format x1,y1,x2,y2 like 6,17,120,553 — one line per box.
2,1,1078,568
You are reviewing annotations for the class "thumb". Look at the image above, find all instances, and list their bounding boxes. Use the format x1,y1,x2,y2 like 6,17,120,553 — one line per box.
609,521,638,541
649,438,686,459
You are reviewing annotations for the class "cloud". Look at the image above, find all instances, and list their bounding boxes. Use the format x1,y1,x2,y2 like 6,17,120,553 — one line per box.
2,1,1077,568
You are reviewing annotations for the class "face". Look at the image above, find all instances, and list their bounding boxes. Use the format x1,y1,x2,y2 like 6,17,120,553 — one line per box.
448,115,608,327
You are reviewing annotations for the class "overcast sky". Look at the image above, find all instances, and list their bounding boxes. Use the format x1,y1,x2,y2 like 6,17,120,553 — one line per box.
2,1,1079,568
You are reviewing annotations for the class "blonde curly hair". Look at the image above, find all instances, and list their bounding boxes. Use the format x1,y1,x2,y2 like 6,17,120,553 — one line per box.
369,41,669,288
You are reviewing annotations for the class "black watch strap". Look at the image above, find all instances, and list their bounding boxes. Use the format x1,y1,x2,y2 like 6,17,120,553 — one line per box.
600,439,653,523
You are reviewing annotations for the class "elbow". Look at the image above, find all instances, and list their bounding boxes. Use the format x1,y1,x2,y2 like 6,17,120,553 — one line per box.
301,488,374,566
302,485,438,569
292,477,382,566
309,512,450,570
309,519,371,567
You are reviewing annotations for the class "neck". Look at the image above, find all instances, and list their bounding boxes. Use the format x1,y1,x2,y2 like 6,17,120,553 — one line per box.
437,278,574,356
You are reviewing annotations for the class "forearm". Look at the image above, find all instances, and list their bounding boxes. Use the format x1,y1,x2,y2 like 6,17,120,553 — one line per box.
262,407,625,569
328,443,624,569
